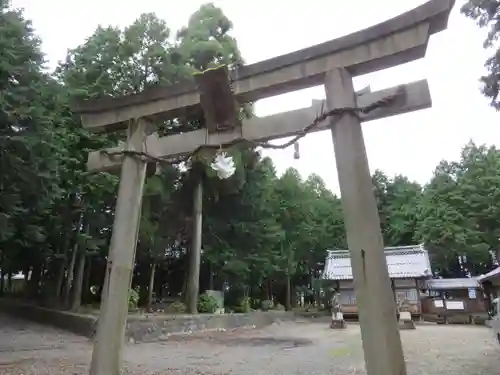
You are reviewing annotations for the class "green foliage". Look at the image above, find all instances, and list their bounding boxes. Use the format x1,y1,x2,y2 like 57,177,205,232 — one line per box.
249,297,261,310
415,142,500,276
176,3,243,71
0,1,72,287
197,293,220,313
461,0,500,109
128,287,140,310
234,296,251,313
372,170,422,247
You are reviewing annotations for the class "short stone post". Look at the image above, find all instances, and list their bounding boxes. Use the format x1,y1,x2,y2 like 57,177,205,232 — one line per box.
330,290,346,329
397,299,415,330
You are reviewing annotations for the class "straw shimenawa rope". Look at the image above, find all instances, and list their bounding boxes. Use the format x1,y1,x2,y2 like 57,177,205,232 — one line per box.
101,85,405,166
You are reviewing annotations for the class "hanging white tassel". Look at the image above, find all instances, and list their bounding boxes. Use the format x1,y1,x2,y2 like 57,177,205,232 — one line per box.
293,142,300,160
211,151,236,179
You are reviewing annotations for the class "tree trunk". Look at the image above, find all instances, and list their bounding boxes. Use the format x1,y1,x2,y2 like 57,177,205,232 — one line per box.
147,263,156,311
27,262,42,298
208,262,214,290
71,248,86,311
0,269,4,296
63,245,78,307
63,212,84,308
262,279,269,301
186,178,203,314
285,273,291,311
54,258,66,301
0,252,3,295
182,253,189,300
137,263,149,307
83,256,92,305
7,271,12,293
55,197,75,302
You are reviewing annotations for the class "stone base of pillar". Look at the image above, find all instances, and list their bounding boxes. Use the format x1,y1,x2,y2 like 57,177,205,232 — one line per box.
330,312,346,329
398,311,416,330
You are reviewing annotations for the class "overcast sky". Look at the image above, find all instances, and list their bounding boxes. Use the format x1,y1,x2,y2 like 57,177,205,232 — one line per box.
11,0,499,193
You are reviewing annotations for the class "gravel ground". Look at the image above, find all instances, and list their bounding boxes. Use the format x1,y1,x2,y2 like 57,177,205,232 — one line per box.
0,314,498,375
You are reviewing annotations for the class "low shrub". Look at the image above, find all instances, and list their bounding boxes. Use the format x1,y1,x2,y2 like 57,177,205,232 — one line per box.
233,296,251,313
128,287,140,310
197,294,219,313
251,298,261,310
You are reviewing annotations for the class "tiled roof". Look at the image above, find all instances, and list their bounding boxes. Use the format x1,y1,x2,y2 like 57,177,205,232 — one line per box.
477,267,500,282
323,245,432,280
424,278,480,290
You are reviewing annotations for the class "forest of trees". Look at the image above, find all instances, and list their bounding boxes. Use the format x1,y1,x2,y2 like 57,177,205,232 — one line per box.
0,1,499,313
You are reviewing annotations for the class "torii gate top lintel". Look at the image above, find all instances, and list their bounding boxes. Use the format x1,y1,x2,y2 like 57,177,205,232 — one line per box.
73,0,454,133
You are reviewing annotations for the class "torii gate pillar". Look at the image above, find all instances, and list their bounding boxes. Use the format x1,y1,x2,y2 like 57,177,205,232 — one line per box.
325,68,406,375
89,119,148,375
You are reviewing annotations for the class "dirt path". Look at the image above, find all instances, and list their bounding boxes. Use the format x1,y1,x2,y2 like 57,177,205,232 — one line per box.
0,314,498,375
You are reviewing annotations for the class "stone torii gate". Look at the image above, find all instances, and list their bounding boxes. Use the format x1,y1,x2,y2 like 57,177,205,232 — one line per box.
73,1,454,375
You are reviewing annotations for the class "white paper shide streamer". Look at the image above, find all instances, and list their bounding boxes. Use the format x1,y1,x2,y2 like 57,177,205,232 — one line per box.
211,151,236,179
